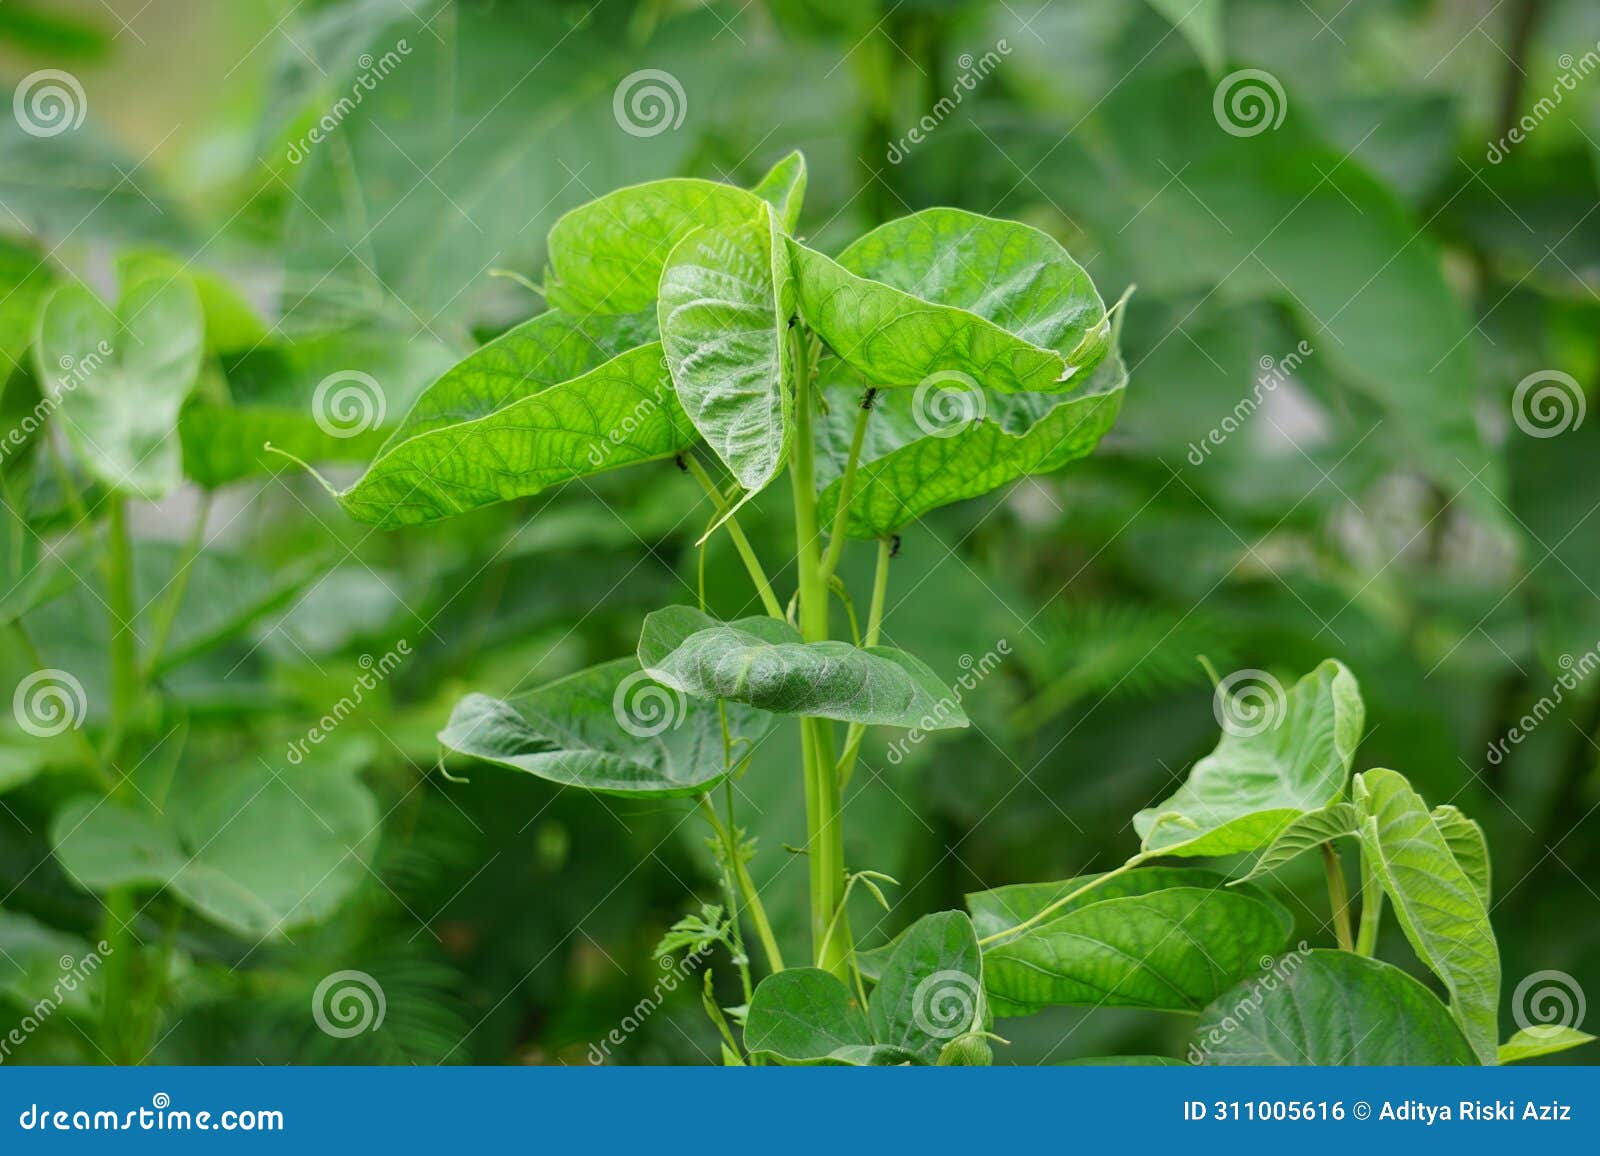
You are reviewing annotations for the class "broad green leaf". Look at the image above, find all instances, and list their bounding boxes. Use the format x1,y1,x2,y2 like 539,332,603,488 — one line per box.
326,343,697,528
52,743,378,939
816,346,1125,538
51,800,185,890
638,605,969,729
115,251,270,354
0,910,101,1016
749,151,807,233
34,275,204,500
1354,768,1500,1065
0,731,50,795
1192,950,1476,1065
1498,1026,1596,1064
866,911,985,1063
382,310,655,445
0,236,55,377
792,208,1106,394
744,968,880,1064
1145,0,1224,75
544,178,766,314
966,865,1226,945
982,884,1292,1016
659,205,793,492
1433,803,1490,906
1231,802,1359,885
437,658,773,797
1134,660,1363,857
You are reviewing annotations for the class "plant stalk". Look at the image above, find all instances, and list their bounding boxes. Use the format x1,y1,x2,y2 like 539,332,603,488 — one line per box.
820,392,874,580
836,538,894,789
1356,850,1384,956
977,858,1137,947
1322,842,1355,952
684,455,784,619
104,499,140,762
789,328,851,979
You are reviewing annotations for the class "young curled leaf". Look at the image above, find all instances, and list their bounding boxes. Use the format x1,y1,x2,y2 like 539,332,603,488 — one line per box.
437,658,774,797
638,605,969,730
659,204,793,494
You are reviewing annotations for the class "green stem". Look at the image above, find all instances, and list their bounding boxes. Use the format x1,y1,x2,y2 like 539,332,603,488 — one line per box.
141,493,212,679
103,499,140,773
684,455,784,619
820,391,874,580
835,538,892,790
98,499,147,1064
1322,842,1355,952
789,328,851,980
98,888,139,1063
977,858,1138,947
699,792,785,975
1356,850,1384,956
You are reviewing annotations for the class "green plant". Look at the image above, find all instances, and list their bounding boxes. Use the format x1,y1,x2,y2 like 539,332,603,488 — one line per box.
302,151,1590,1066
